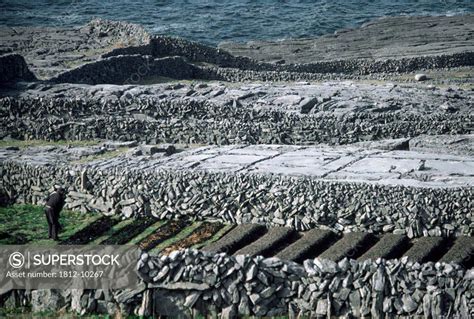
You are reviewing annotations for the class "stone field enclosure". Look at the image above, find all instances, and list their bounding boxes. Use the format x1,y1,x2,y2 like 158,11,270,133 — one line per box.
0,15,473,318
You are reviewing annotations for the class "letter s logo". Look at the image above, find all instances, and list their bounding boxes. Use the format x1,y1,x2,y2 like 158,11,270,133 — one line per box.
9,252,25,269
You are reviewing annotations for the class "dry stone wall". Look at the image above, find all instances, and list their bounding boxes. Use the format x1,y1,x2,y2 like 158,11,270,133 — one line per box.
1,250,472,318
38,33,474,85
136,250,473,318
1,159,472,237
50,55,208,85
1,96,470,146
104,35,474,75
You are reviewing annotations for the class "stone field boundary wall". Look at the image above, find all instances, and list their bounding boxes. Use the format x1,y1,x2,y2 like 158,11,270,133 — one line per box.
1,250,472,318
50,55,206,85
104,36,474,76
49,41,474,84
136,250,473,318
1,96,471,146
4,32,472,86
1,159,471,237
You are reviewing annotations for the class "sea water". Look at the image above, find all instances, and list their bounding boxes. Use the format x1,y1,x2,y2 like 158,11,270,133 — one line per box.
0,0,472,45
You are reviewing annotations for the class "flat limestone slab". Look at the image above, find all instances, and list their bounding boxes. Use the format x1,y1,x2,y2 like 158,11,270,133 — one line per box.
1,140,472,188
219,14,474,63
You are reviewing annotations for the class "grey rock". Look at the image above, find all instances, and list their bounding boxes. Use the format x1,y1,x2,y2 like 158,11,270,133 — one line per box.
402,294,418,313
415,74,427,81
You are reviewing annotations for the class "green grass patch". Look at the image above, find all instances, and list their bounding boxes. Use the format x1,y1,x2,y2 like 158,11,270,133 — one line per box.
0,204,100,245
192,223,234,250
148,222,202,254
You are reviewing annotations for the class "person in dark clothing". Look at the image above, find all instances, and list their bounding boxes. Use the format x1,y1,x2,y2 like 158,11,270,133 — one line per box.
44,187,66,241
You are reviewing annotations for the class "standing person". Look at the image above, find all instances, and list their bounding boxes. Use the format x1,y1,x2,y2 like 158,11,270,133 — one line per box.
44,187,67,241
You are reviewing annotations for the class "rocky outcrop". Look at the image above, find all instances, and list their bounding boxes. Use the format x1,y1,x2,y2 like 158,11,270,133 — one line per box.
219,14,474,64
0,54,36,83
0,19,150,79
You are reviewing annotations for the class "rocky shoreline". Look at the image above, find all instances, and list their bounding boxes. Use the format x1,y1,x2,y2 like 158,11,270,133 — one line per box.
1,15,474,85
219,14,474,64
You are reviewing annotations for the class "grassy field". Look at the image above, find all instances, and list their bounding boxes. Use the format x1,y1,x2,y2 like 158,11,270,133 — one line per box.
0,205,229,251
0,205,99,245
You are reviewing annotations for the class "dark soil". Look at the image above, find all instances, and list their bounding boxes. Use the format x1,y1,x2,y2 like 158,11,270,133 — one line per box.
439,237,474,268
161,222,224,255
403,237,448,263
359,234,410,261
318,232,377,261
139,219,190,251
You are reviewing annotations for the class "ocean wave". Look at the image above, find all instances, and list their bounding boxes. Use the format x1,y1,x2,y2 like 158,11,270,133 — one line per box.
0,0,472,45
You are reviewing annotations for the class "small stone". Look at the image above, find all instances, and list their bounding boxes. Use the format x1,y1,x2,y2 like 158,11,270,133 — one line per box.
261,257,282,268
402,294,418,313
246,263,258,281
249,293,261,305
314,258,338,273
238,295,250,315
122,206,134,218
184,292,200,308
382,225,395,232
315,299,328,316
260,286,275,299
415,74,427,81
